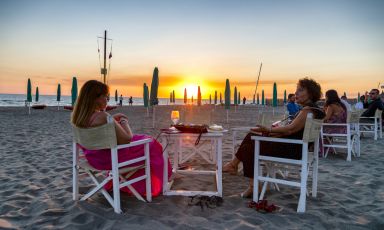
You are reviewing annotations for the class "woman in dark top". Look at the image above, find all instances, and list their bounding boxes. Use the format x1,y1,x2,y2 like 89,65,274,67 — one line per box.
323,89,347,134
223,78,325,198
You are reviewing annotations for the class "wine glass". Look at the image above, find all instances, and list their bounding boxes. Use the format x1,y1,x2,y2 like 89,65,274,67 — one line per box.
171,110,180,125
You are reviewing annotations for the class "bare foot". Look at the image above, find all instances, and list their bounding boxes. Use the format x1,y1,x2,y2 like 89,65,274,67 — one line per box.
223,161,238,175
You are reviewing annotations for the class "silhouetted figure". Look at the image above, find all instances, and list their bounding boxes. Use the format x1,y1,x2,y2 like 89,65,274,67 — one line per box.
242,97,246,105
119,94,123,106
129,96,133,106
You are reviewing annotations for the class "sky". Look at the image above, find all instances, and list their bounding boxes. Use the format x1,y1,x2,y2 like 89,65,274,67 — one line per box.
0,0,383,99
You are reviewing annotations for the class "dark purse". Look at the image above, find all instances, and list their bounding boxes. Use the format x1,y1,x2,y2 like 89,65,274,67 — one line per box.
173,124,208,145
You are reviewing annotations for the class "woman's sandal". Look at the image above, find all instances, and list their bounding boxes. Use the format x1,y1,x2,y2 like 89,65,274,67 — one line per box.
222,161,238,175
247,200,283,213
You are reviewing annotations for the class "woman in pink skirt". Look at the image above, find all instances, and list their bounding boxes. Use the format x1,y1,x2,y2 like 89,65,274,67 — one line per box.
71,80,171,197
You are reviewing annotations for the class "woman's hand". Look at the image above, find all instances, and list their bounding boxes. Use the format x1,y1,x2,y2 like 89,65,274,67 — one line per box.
250,125,270,133
113,113,128,121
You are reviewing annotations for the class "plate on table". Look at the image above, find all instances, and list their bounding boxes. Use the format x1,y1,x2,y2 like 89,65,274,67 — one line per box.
208,128,228,133
161,127,181,134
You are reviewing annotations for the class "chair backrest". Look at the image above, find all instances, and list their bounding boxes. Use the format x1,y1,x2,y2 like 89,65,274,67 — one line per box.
302,113,323,143
375,109,383,118
347,110,363,123
259,112,286,127
72,116,117,150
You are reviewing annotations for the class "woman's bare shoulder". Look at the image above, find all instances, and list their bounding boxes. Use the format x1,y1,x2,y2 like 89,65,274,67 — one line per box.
90,111,109,127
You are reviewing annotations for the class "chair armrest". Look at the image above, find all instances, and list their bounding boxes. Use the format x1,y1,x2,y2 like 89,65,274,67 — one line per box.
251,136,303,144
117,138,152,150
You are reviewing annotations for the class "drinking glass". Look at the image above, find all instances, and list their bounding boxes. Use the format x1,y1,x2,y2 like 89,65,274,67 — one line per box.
171,110,180,125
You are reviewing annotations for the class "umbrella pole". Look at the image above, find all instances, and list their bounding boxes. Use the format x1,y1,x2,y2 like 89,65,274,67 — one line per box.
152,106,155,128
57,102,60,110
146,107,149,117
28,103,31,115
226,110,229,123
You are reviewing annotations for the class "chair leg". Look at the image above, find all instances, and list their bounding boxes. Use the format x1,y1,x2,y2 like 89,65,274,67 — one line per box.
347,134,352,162
73,143,79,201
144,143,152,202
312,141,319,197
111,149,122,214
298,146,308,213
253,140,260,202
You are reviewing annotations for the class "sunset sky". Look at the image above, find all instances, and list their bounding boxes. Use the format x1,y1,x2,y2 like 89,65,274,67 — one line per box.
0,0,383,99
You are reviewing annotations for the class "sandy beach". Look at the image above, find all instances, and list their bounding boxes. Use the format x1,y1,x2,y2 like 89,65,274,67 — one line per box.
0,105,383,229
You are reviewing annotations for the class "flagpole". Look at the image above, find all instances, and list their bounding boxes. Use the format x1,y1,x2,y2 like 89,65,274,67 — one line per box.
103,30,107,84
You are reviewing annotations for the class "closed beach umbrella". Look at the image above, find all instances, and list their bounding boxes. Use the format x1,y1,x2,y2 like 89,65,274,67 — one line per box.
357,92,360,102
57,84,61,110
150,67,159,106
225,79,231,122
283,90,287,104
214,91,217,104
57,84,61,102
257,93,260,105
184,88,187,104
170,92,173,103
173,90,175,103
27,78,32,103
197,86,202,106
71,77,78,106
220,92,222,104
115,90,118,103
234,87,237,105
262,90,265,106
253,94,255,104
238,92,240,105
143,83,149,107
35,87,39,102
272,82,277,107
209,94,212,104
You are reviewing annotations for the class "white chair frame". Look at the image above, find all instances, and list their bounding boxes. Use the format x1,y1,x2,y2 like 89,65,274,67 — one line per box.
359,109,383,140
252,113,322,213
72,116,152,214
321,111,362,161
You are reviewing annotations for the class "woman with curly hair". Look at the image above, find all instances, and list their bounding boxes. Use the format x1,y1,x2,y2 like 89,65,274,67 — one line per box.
223,78,325,198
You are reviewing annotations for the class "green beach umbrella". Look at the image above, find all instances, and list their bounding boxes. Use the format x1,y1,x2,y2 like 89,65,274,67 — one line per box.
35,87,39,102
57,84,61,102
234,87,237,106
253,94,255,104
209,94,212,104
238,92,240,105
173,90,175,103
283,90,287,104
197,86,202,106
115,90,118,103
272,82,277,107
71,77,78,106
143,83,149,107
214,91,217,104
184,88,187,104
220,92,222,104
357,92,360,102
257,93,260,105
262,90,265,106
27,78,32,103
225,79,231,122
225,79,231,109
150,67,159,106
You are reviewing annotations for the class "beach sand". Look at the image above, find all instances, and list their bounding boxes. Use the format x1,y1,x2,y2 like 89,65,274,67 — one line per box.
0,105,383,229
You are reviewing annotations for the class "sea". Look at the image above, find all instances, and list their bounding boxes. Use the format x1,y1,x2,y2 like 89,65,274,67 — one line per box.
0,94,203,107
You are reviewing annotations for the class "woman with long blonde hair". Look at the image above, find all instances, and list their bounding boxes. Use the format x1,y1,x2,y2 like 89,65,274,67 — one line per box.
71,80,171,196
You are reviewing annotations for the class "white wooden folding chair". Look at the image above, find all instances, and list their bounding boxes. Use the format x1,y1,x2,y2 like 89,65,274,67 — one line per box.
252,113,323,213
72,116,152,214
359,109,383,140
321,111,362,161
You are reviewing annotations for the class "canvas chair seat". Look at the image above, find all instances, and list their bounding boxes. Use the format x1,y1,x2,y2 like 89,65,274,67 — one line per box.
72,116,152,214
251,113,323,213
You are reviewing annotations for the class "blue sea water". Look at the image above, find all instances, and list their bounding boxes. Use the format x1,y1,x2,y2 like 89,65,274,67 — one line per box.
0,94,199,107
